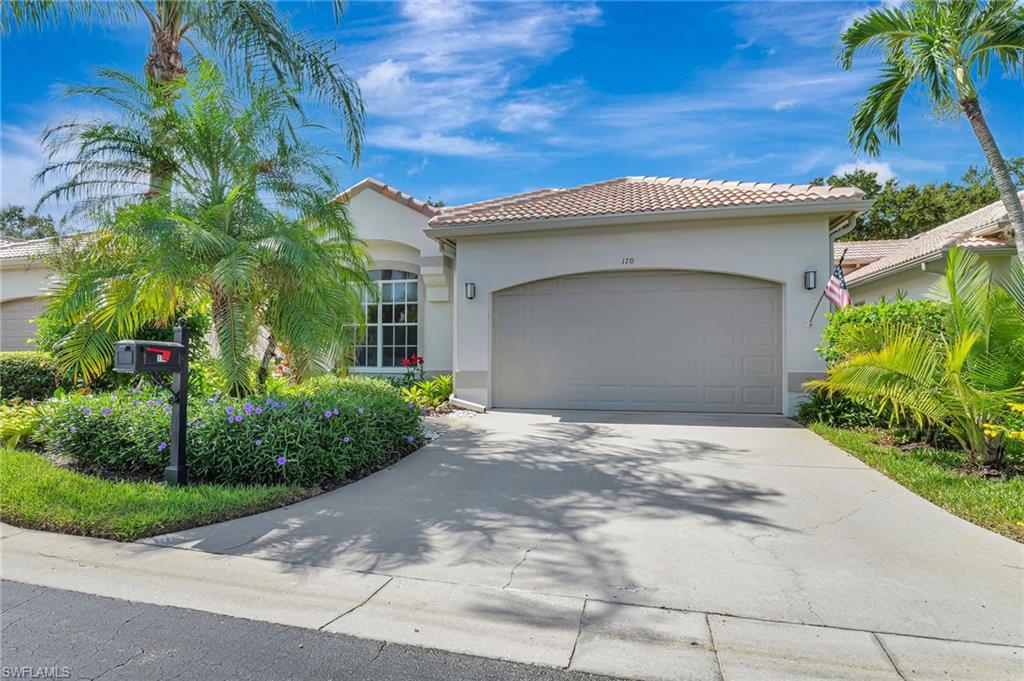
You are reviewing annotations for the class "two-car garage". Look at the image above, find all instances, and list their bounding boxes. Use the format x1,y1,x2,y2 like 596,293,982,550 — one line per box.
492,270,783,413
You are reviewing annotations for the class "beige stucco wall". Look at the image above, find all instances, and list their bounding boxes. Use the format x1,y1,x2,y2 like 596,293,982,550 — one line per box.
445,214,834,416
0,262,54,351
344,189,453,374
850,252,1015,303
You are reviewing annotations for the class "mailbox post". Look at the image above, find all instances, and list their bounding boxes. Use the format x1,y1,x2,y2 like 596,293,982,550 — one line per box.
113,319,190,486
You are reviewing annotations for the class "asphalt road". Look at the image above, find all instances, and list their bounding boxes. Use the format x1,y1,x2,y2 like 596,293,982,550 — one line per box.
0,581,615,681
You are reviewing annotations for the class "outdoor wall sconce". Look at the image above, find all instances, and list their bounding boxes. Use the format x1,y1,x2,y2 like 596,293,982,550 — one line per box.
803,270,817,290
465,282,476,299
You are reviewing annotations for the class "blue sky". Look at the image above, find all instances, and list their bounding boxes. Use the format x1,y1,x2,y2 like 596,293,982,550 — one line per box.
2,1,1022,218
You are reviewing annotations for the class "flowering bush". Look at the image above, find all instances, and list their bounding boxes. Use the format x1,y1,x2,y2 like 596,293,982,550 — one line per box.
37,377,423,486
400,354,425,385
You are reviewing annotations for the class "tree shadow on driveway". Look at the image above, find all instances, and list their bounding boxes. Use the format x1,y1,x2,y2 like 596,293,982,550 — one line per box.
149,413,791,600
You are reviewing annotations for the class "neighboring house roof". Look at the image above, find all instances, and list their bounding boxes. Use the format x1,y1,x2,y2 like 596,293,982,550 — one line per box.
0,236,59,262
836,239,911,265
430,176,866,228
846,192,1022,286
336,178,440,218
0,236,26,246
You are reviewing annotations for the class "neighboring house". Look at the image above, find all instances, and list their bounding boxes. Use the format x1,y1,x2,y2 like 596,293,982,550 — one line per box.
0,237,60,351
844,193,1021,303
0,175,871,416
836,239,910,275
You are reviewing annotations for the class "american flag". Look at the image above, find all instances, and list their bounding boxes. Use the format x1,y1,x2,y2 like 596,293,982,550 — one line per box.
825,262,851,309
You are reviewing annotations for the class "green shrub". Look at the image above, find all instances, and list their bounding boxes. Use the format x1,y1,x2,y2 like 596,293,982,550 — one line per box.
0,352,66,400
794,389,886,428
401,374,453,409
818,298,948,365
0,402,48,447
38,377,423,486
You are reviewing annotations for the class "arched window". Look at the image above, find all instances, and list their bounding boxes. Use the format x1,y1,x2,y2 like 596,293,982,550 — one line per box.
354,269,419,368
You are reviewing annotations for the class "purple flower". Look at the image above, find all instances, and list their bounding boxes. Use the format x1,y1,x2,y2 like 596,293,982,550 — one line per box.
243,402,254,414
132,400,142,406
254,407,263,415
324,410,333,419
343,436,350,443
70,425,77,433
100,407,113,415
235,414,245,423
158,442,167,451
164,405,172,414
207,398,217,405
407,401,415,408
332,407,339,416
132,386,141,394
276,456,287,465
271,401,281,409
357,407,364,414
407,435,415,443
225,407,235,415
83,407,92,416
304,400,312,408
255,439,262,446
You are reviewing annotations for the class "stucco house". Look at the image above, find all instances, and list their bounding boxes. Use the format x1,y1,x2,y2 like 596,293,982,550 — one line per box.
0,174,872,416
346,175,869,416
842,193,1021,304
0,237,59,351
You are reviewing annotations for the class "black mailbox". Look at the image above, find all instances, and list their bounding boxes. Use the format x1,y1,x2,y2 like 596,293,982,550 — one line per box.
114,340,186,374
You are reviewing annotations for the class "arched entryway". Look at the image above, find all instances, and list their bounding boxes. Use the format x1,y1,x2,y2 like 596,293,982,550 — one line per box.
491,270,782,412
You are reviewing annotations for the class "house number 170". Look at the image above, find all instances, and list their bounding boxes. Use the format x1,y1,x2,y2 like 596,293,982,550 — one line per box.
621,257,635,265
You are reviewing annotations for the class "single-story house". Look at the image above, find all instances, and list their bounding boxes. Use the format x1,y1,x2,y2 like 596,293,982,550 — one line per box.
345,175,869,416
0,175,872,416
0,237,59,351
841,193,1021,303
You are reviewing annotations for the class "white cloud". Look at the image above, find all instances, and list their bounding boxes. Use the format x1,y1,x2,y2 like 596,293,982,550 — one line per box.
407,157,429,176
771,99,797,111
831,160,897,182
351,1,601,157
367,126,503,157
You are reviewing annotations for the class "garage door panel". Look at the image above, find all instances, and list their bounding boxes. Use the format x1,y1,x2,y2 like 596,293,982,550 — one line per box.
492,271,782,413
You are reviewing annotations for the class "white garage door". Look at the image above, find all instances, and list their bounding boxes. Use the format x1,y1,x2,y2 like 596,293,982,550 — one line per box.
492,271,782,413
0,297,47,351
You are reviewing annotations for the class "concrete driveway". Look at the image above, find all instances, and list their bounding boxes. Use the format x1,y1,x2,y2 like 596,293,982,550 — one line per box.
148,410,1023,648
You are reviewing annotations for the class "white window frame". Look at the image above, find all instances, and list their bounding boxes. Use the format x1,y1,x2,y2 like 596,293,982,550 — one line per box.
353,269,419,371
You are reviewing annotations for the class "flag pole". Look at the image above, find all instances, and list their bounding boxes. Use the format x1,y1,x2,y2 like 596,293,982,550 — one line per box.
808,248,848,326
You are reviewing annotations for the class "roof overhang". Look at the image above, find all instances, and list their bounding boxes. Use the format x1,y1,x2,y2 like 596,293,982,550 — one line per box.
427,198,872,241
847,243,1017,287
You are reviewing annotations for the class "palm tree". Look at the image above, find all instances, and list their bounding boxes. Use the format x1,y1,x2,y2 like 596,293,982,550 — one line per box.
43,64,372,395
1,0,363,193
810,249,1024,467
838,0,1024,260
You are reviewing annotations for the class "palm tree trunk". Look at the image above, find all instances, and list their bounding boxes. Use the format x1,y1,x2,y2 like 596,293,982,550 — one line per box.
142,1,186,197
961,97,1024,263
257,332,276,389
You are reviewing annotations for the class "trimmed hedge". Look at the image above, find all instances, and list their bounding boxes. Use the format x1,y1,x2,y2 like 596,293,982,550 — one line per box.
0,352,66,401
818,298,947,366
38,377,423,486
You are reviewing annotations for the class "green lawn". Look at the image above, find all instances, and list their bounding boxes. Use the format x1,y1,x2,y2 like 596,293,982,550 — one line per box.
810,424,1024,543
0,447,308,541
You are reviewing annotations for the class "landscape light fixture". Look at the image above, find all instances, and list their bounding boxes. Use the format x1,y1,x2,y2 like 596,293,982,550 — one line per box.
465,282,476,299
803,270,817,290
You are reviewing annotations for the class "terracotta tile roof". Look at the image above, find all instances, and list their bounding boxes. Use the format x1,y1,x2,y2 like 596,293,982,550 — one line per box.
430,176,866,227
835,239,911,264
336,178,440,217
847,192,1022,285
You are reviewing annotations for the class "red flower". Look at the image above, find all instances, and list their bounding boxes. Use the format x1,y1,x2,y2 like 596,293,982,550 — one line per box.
402,357,412,367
